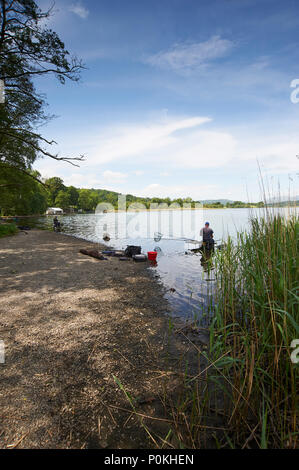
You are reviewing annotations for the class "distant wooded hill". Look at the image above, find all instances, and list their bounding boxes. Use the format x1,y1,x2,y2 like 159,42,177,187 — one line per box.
42,177,265,213
5,174,298,216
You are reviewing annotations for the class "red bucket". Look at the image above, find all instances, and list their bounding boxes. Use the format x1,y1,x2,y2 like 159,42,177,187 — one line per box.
147,251,157,261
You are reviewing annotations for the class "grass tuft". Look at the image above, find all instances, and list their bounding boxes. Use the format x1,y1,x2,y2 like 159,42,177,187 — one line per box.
0,223,18,238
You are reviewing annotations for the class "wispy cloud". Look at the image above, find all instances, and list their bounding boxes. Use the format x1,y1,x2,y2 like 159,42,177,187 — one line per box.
145,36,234,71
102,170,128,183
36,112,299,181
69,2,89,19
91,116,211,165
89,116,237,169
34,110,299,206
134,183,218,200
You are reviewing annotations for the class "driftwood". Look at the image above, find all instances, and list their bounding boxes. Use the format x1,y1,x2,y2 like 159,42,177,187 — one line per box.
79,249,107,260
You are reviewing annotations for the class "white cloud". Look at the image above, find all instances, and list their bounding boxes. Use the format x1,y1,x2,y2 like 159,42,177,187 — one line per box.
69,2,89,19
63,173,88,187
34,114,299,201
91,114,299,175
48,114,298,175
59,172,126,190
89,116,237,169
145,36,234,71
102,170,128,183
133,183,224,201
238,137,299,174
91,116,211,164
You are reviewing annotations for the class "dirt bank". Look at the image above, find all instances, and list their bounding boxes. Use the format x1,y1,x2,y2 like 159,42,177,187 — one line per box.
0,230,207,449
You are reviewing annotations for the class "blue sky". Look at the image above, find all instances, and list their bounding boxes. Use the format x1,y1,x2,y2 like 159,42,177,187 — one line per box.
34,0,299,201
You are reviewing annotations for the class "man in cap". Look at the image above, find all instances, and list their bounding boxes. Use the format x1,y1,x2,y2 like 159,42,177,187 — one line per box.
200,222,214,251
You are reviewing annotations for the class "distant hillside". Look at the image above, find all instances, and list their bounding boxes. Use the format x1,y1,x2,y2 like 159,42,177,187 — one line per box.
43,177,267,213
8,174,294,217
200,199,234,204
266,195,299,204
266,200,299,207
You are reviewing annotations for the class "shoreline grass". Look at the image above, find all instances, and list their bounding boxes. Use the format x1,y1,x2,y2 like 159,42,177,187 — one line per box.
140,207,298,449
184,209,299,448
0,223,18,238
209,210,298,448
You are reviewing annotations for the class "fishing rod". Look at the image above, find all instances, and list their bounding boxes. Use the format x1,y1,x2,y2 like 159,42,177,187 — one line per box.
153,232,221,244
101,230,222,247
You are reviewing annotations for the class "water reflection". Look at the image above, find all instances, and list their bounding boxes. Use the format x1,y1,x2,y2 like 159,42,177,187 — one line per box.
16,208,296,322
200,254,214,273
149,260,158,268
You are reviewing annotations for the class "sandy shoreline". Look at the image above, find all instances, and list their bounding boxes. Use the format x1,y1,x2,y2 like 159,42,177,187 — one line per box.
0,230,206,449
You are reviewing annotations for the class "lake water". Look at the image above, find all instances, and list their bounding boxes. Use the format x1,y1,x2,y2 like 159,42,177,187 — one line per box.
18,207,296,321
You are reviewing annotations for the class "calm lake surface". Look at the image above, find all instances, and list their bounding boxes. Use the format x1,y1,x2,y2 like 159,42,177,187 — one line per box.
18,207,296,321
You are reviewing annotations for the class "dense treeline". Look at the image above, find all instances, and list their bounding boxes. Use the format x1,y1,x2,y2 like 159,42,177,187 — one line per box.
0,174,266,215
0,168,47,215
43,177,266,213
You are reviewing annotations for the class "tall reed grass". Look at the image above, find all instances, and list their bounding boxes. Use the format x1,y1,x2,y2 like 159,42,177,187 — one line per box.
207,209,298,448
113,206,298,449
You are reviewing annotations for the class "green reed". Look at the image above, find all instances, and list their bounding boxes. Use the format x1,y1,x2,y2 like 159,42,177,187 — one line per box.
207,210,298,448
111,208,298,449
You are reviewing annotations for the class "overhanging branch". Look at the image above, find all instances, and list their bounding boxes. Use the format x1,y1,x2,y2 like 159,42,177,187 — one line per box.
0,129,86,166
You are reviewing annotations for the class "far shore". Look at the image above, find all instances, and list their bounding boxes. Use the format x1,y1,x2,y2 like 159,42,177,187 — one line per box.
0,205,273,219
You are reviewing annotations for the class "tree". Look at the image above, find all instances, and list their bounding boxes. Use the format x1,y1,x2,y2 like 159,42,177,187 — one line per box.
78,189,93,211
55,190,71,211
183,197,192,204
0,167,47,215
0,0,85,188
173,198,183,207
45,177,65,205
66,186,79,206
